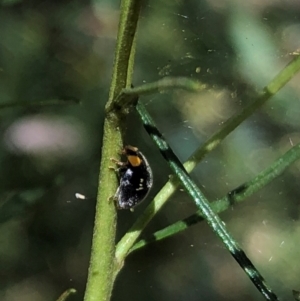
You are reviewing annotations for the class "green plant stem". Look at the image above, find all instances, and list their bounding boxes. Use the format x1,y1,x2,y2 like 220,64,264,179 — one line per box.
56,288,76,301
106,0,142,110
130,142,300,252
112,77,207,110
83,119,121,301
115,54,300,264
185,54,300,172
136,102,279,301
83,1,142,301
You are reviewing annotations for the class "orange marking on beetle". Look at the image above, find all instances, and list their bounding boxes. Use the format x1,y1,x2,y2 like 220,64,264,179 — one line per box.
128,155,142,167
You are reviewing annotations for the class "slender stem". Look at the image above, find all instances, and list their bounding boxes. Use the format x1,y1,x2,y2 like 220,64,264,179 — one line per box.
83,1,142,301
83,118,121,301
185,54,300,172
56,289,76,301
112,77,206,110
130,142,300,252
136,102,279,301
105,0,142,111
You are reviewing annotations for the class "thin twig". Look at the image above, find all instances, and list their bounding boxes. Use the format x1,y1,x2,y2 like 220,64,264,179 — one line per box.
111,77,206,111
56,289,76,301
135,102,279,301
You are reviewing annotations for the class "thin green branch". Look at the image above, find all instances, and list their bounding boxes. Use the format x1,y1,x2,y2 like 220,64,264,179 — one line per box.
105,0,143,111
185,54,300,173
111,77,207,111
135,102,279,301
56,288,76,301
115,54,300,265
130,142,300,252
83,1,142,301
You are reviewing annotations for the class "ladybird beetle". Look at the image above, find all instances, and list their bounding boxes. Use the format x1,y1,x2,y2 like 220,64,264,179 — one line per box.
111,145,153,210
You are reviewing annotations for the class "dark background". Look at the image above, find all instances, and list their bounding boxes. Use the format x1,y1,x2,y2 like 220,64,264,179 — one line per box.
0,0,300,300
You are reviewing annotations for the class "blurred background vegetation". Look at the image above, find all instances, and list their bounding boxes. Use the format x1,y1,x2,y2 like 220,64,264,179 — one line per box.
0,0,300,300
